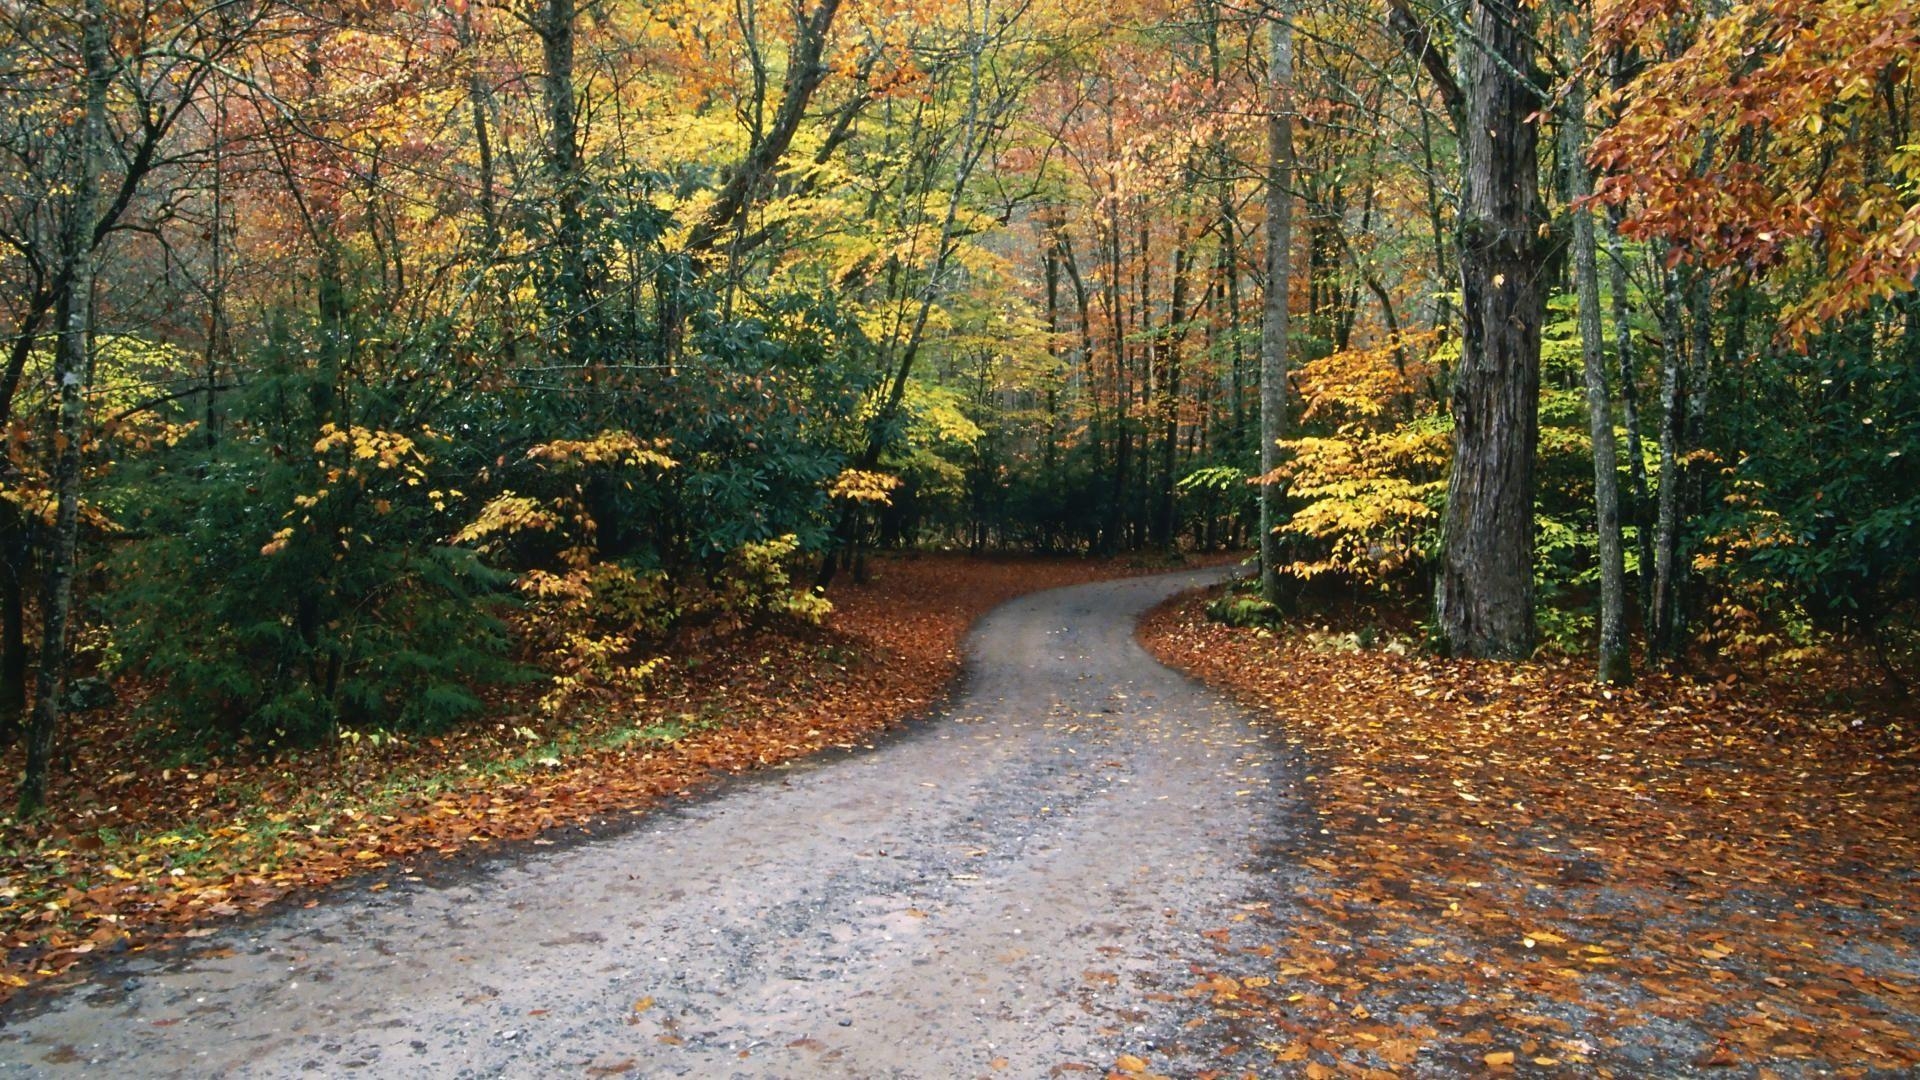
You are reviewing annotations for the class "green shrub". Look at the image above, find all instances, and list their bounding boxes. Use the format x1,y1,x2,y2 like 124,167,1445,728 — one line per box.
1206,595,1283,630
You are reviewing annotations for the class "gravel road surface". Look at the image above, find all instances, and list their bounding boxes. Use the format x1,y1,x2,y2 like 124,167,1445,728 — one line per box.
0,565,1299,1078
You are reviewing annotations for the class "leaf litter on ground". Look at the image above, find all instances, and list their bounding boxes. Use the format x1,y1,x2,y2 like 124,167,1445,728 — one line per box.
1136,587,1919,1078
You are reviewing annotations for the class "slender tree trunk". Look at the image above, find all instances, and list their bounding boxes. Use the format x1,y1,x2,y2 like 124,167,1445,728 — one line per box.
1562,47,1631,685
455,2,517,365
1433,0,1545,658
1649,258,1687,661
1102,108,1128,552
1259,6,1294,603
1675,270,1714,640
21,0,109,815
203,87,226,449
1204,0,1246,446
1605,207,1653,621
1221,205,1246,440
1043,215,1062,479
537,0,587,363
1137,216,1155,548
0,502,25,745
1060,228,1100,485
306,37,347,428
1156,239,1189,551
1419,107,1454,341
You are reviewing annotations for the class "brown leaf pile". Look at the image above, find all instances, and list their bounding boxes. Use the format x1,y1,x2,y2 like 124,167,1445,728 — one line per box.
0,552,1204,1001
1139,590,1920,1078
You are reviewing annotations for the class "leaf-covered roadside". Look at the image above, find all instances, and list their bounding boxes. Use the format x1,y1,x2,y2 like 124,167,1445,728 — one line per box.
1137,589,1920,1078
0,554,1195,1001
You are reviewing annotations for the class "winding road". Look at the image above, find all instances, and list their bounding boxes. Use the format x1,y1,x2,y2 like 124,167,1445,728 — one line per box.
0,565,1300,1078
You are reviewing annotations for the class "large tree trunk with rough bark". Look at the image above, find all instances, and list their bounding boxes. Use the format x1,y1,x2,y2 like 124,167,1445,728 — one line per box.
1259,7,1293,604
1432,0,1546,658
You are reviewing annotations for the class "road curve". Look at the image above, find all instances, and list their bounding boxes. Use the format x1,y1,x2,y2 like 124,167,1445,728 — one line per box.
0,565,1299,1078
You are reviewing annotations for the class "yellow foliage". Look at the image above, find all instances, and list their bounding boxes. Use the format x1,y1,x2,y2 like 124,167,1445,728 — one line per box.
312,423,423,473
451,494,564,552
1292,332,1438,427
526,432,677,471
1257,332,1451,587
1266,423,1450,587
828,468,903,506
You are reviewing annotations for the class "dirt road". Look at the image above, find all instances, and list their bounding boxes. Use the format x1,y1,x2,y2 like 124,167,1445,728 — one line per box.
0,565,1294,1078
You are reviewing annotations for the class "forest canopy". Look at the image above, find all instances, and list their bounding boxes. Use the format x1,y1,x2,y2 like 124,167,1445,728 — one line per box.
1,0,1916,810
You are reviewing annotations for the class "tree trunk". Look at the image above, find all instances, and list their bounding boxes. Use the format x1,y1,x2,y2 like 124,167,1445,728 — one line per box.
1101,107,1128,552
663,0,845,361
21,0,109,815
306,37,348,427
1649,259,1687,661
1605,207,1653,622
538,0,588,363
0,501,26,746
1156,239,1190,551
455,2,518,365
1137,216,1155,549
1432,0,1545,658
1042,215,1062,478
1204,0,1245,446
1259,6,1294,603
1059,228,1100,489
1562,46,1631,685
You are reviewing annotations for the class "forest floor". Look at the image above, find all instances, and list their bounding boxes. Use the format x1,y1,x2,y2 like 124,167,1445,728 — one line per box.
1140,585,1920,1078
0,550,1215,1000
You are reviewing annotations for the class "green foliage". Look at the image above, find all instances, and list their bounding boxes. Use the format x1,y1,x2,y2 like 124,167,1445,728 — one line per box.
106,369,524,742
1177,464,1250,496
1206,594,1283,630
1695,297,1920,661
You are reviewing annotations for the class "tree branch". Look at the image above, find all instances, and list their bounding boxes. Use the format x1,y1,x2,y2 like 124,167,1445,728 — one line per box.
1386,0,1464,124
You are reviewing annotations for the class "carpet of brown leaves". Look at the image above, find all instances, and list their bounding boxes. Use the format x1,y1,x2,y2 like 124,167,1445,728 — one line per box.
0,552,1206,1001
1139,588,1920,1078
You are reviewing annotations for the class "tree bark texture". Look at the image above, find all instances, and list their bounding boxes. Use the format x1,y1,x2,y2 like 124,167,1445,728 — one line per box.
1563,54,1632,685
1433,0,1545,658
1650,259,1687,660
538,0,588,362
1605,207,1654,620
1259,7,1294,604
